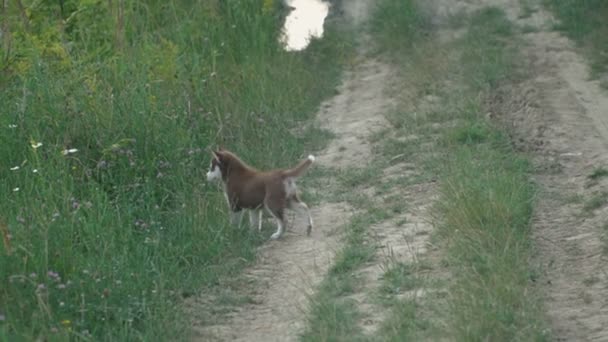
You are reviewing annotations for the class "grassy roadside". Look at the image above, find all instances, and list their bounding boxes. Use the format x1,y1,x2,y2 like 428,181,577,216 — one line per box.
545,0,608,83
369,1,548,341
0,1,352,340
300,208,383,342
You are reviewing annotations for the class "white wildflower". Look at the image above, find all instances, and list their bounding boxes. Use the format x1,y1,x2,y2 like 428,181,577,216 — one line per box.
31,142,43,149
8,124,17,129
32,169,38,173
12,187,19,192
10,166,19,171
62,148,79,155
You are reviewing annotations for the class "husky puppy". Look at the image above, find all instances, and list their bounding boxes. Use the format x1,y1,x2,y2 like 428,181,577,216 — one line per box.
206,148,315,239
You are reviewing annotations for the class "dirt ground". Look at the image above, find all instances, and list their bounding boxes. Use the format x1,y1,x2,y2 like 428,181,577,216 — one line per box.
189,0,608,340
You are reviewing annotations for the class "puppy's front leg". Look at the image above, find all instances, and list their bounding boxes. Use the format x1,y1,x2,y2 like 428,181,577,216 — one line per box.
230,211,244,227
249,209,263,231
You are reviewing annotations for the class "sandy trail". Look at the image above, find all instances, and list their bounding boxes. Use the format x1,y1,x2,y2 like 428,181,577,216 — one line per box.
189,1,397,340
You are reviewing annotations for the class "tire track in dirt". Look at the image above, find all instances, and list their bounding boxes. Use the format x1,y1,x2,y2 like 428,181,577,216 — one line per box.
478,0,608,340
188,1,399,341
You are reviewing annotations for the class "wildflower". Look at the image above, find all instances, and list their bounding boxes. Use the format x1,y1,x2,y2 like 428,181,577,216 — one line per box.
47,271,60,281
8,124,17,129
61,148,78,155
29,272,37,278
36,283,46,291
32,169,38,173
10,166,19,171
97,160,108,169
71,198,80,210
59,301,65,307
12,188,19,192
30,141,43,149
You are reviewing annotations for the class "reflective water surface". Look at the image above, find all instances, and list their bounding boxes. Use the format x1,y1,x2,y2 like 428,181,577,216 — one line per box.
280,0,330,51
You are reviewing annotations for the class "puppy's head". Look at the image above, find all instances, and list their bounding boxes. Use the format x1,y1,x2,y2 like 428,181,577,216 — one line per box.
206,149,226,182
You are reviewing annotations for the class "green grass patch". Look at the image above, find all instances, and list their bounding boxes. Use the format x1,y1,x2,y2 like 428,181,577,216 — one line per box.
370,0,431,56
300,206,385,341
589,167,608,180
546,0,608,77
583,192,608,212
379,262,420,295
435,144,547,341
462,7,516,89
0,1,353,340
428,8,547,341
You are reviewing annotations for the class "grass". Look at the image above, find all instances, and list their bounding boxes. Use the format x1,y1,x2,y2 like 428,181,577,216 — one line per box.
300,207,383,342
545,0,608,79
583,192,608,212
589,167,608,180
433,8,547,341
369,2,548,341
0,0,353,340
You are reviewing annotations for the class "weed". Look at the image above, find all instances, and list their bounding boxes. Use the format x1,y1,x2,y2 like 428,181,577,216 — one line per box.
379,262,420,294
301,206,385,341
583,192,608,212
589,167,608,180
546,0,608,78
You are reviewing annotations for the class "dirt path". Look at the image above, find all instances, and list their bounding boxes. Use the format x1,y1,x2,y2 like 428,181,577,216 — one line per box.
189,1,399,340
477,0,608,340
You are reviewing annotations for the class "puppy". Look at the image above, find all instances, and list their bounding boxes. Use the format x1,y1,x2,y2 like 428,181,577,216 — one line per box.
206,148,315,239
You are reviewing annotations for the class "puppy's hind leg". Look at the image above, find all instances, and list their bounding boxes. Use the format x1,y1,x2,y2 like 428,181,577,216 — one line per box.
288,196,314,236
265,204,286,240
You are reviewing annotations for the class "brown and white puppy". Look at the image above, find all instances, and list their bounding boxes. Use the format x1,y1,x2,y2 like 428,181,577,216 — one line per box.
206,148,315,239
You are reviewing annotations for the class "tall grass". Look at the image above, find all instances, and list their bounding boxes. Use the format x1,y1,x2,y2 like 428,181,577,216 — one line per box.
370,0,430,55
546,0,608,77
0,0,351,340
434,8,547,341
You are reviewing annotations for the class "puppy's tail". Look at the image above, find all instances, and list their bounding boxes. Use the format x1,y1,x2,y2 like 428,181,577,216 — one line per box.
283,155,315,178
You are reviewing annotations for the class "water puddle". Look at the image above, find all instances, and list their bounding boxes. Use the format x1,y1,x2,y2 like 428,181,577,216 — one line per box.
280,0,330,51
